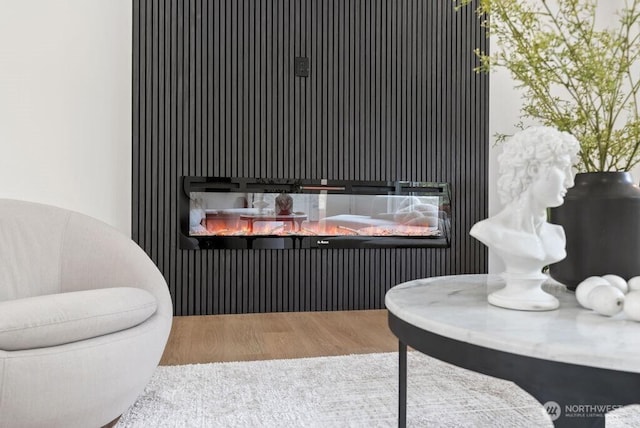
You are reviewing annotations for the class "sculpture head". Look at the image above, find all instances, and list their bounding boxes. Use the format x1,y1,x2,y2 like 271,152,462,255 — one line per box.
497,126,580,207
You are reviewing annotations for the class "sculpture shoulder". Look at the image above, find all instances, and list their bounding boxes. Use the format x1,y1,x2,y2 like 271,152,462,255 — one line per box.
469,218,506,247
541,222,566,241
470,215,541,250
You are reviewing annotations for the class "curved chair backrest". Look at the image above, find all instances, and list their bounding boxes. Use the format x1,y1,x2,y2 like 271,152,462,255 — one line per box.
0,199,73,301
0,199,172,314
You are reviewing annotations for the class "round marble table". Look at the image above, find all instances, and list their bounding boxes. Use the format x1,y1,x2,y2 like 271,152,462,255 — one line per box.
385,274,640,428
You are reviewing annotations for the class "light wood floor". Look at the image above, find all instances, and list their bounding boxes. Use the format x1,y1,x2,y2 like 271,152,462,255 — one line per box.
160,309,398,365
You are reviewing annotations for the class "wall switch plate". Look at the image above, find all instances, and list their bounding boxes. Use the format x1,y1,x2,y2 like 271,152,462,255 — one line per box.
294,57,309,77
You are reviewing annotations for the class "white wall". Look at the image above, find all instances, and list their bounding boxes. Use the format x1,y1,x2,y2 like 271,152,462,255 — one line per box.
0,0,132,235
487,0,628,273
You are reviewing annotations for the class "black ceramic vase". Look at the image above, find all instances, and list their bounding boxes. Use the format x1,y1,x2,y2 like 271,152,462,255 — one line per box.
549,172,640,290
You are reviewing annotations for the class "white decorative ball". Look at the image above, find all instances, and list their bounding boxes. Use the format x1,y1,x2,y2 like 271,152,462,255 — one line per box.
588,285,625,317
623,291,640,321
575,277,610,309
602,274,629,294
628,276,640,292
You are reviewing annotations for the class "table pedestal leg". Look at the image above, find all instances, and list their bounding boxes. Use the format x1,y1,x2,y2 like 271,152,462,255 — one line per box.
399,340,407,428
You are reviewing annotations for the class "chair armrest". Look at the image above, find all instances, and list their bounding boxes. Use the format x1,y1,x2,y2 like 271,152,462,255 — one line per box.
0,287,156,351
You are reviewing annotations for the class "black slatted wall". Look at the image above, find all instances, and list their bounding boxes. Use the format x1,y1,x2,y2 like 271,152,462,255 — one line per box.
133,0,488,315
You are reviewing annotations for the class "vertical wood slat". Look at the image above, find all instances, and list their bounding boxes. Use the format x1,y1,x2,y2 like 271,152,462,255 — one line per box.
133,0,489,315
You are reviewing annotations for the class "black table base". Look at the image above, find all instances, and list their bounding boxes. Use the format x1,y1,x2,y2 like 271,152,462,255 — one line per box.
389,312,640,428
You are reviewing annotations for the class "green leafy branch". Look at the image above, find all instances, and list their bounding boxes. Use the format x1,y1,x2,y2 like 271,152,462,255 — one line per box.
456,0,640,172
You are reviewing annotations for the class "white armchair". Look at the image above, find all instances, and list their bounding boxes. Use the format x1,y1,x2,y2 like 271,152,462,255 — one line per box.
0,199,173,428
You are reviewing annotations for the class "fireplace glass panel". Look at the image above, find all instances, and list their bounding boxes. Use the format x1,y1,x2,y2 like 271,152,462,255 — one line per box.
181,178,450,249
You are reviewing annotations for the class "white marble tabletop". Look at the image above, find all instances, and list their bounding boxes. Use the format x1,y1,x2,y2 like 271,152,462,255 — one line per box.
385,274,640,373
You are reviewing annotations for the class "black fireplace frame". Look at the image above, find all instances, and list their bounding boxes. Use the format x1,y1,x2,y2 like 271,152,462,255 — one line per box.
180,177,451,250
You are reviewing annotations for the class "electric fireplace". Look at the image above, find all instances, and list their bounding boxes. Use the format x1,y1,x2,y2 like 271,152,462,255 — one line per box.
180,177,451,249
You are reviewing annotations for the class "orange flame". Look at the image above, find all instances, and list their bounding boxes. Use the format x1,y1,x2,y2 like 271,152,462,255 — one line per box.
198,218,437,237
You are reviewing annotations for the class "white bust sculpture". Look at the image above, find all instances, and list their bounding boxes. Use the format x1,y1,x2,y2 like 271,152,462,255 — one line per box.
470,126,580,311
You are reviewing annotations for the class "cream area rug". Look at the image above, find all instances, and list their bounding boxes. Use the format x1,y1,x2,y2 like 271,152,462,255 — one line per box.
116,351,640,427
